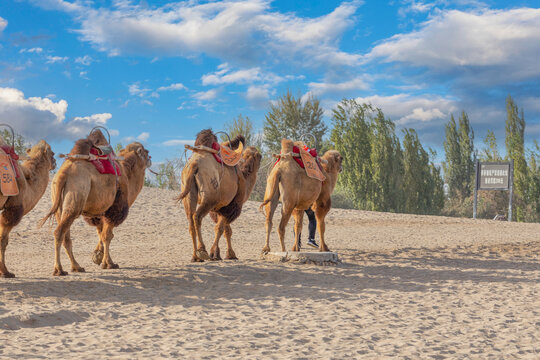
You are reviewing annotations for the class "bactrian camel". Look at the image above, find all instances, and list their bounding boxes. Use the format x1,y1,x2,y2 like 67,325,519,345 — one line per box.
177,129,262,262
40,131,151,276
0,140,56,278
260,139,343,254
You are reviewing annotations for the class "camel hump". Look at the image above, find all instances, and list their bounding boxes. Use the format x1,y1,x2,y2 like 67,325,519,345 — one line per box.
69,129,110,155
281,139,294,154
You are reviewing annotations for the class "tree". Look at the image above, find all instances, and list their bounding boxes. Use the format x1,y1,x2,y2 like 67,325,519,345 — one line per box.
505,95,527,221
263,91,327,152
0,128,28,154
155,158,184,191
480,130,501,161
220,114,262,151
443,111,475,200
330,100,373,210
402,129,443,214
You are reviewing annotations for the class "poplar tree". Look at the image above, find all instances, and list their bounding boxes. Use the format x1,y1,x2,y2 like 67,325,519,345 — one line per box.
331,100,372,210
263,91,326,152
505,95,528,221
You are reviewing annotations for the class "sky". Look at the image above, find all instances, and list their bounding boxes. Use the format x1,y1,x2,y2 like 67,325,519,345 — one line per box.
1,0,539,165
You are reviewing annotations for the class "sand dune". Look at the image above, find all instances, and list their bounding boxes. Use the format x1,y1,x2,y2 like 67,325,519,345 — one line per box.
1,185,539,359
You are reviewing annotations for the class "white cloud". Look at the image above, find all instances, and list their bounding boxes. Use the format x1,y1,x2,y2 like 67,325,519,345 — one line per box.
0,87,113,140
75,55,94,65
193,89,219,101
0,17,7,32
352,93,457,128
368,8,540,83
307,77,370,97
19,47,43,54
137,132,150,141
157,83,187,91
46,55,69,64
163,139,195,146
41,0,361,69
246,85,270,108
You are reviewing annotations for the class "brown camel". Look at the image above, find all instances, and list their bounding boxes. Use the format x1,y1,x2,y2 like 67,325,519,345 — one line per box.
177,129,262,262
260,139,343,254
40,133,151,276
0,140,56,278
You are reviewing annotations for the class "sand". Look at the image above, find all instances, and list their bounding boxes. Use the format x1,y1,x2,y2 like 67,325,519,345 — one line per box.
1,185,539,359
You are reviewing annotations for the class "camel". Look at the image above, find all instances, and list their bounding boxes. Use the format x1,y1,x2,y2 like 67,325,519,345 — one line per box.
0,140,56,278
260,139,343,254
177,129,262,262
40,131,151,276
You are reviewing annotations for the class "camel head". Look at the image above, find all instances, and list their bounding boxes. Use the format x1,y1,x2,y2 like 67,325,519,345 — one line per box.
239,146,262,178
26,140,56,170
321,150,343,174
120,142,152,169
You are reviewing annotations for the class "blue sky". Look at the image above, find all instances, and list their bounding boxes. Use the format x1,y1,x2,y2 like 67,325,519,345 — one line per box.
1,0,539,164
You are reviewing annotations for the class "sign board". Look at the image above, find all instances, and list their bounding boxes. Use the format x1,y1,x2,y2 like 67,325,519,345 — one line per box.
473,160,513,221
477,162,511,190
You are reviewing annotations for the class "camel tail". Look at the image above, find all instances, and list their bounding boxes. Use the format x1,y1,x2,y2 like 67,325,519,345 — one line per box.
259,169,280,212
175,162,198,202
38,172,68,228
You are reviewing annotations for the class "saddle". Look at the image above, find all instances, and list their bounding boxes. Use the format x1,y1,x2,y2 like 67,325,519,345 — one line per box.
0,146,20,196
274,143,326,182
185,141,244,167
89,146,122,176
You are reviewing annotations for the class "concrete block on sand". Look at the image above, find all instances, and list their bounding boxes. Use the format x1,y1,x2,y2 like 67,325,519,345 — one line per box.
261,251,340,265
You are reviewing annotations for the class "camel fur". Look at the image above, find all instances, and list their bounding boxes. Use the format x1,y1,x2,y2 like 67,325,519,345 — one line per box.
177,129,262,262
40,133,151,276
0,140,56,278
260,139,343,253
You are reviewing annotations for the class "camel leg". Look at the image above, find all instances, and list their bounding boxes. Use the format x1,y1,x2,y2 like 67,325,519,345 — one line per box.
224,224,237,260
315,207,330,252
183,193,203,262
92,220,104,265
277,204,294,252
0,202,23,278
0,225,14,278
262,194,279,254
53,212,78,276
210,215,226,261
193,201,213,261
291,209,304,252
63,229,85,273
100,222,119,269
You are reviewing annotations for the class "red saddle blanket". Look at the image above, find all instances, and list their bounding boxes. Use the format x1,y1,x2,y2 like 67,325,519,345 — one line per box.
1,146,20,178
274,146,318,169
89,148,121,176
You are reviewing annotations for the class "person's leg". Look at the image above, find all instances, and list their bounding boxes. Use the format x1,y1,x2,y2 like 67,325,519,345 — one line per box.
305,208,319,248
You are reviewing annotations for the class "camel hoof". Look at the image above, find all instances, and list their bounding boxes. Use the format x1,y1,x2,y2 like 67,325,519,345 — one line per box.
101,263,119,269
53,269,68,276
196,249,210,261
92,250,104,265
191,256,204,263
319,246,330,252
261,247,270,255
72,267,86,273
0,272,15,278
225,255,238,260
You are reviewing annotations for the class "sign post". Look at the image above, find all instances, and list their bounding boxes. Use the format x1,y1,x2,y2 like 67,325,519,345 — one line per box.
473,160,513,221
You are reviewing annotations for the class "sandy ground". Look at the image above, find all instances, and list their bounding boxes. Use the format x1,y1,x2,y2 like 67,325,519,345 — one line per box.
1,185,539,359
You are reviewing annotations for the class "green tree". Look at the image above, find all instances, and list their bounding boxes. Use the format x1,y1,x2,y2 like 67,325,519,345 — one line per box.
443,111,475,200
0,128,28,154
330,100,373,210
480,130,501,161
402,129,443,214
505,95,527,221
263,91,327,152
220,114,262,151
155,158,183,191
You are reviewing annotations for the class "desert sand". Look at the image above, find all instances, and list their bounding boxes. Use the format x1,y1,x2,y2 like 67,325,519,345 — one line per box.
1,185,539,359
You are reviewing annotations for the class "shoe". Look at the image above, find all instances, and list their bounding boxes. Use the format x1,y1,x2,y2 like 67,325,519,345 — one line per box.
307,239,319,248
